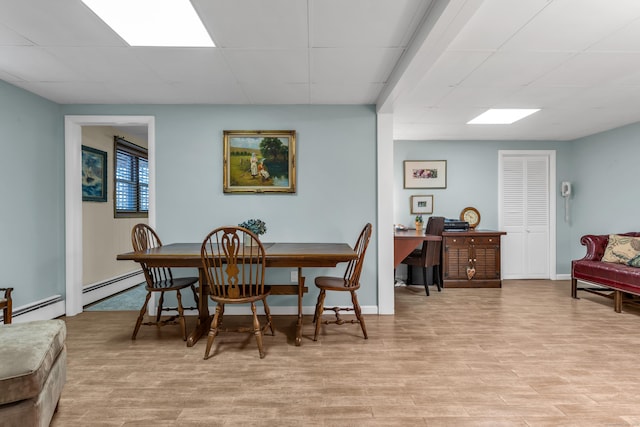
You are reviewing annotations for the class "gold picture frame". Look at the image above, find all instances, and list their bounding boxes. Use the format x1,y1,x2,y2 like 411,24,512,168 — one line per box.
223,130,296,193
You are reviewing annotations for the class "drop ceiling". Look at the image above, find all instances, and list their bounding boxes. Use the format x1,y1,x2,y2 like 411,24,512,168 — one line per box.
2,0,640,141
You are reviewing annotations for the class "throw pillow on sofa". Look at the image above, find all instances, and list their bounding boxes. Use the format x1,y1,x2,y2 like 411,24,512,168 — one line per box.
602,234,640,266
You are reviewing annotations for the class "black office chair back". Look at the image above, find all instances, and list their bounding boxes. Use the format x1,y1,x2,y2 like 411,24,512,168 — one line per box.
423,216,445,266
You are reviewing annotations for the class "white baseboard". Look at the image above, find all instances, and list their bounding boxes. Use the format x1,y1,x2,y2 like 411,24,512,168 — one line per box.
555,274,571,280
82,271,145,307
10,297,66,323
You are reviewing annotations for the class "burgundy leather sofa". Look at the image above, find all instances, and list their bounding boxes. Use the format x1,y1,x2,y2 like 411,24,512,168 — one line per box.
571,232,640,312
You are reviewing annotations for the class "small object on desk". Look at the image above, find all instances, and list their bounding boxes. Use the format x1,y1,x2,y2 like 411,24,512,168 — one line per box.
460,207,480,230
444,218,469,231
395,224,408,231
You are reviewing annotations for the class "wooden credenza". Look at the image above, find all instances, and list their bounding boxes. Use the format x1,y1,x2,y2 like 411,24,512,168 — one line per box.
442,230,506,288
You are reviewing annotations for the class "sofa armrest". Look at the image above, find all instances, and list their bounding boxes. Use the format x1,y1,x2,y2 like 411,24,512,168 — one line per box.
578,234,609,261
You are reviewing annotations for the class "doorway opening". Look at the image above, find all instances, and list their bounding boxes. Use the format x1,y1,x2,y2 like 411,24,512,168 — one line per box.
64,115,155,316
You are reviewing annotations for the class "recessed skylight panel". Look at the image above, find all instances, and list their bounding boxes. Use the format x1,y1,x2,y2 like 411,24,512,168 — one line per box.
467,109,540,125
82,0,215,47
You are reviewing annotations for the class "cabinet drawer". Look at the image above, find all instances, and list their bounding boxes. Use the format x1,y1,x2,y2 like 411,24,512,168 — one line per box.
466,236,499,246
446,236,499,246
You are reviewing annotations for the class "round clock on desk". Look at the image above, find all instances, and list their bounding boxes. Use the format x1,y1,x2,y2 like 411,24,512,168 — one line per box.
460,207,480,230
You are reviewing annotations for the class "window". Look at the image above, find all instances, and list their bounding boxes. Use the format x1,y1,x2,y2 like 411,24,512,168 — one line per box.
114,136,148,217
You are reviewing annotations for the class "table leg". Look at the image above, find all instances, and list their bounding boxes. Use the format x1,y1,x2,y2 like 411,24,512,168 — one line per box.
295,267,304,346
187,267,211,347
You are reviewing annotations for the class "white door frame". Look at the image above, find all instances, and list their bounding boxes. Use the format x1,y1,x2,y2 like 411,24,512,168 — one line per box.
498,150,556,280
64,115,156,316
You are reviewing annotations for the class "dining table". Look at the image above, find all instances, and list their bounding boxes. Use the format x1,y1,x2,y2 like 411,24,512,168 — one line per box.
393,229,442,268
117,242,357,347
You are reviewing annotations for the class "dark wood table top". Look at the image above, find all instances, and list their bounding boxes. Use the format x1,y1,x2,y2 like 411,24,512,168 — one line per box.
117,242,357,268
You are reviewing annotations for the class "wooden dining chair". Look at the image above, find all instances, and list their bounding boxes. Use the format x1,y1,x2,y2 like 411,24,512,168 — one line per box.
313,223,373,341
0,287,13,324
200,226,274,359
402,216,445,296
130,224,199,340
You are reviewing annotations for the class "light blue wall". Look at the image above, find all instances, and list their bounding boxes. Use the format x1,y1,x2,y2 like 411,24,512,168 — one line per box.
61,104,378,308
5,75,640,314
570,122,640,260
394,140,575,274
0,81,65,308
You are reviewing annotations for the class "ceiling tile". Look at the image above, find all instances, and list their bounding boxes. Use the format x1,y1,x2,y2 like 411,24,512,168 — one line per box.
0,0,123,46
0,23,32,46
310,83,383,104
9,81,115,104
240,82,309,104
133,48,235,82
461,51,573,87
310,0,430,47
46,46,161,83
0,46,83,82
418,50,493,87
437,86,522,108
194,0,308,48
448,0,551,51
311,48,403,83
223,49,308,83
589,17,640,51
156,81,249,104
501,0,640,51
532,52,640,87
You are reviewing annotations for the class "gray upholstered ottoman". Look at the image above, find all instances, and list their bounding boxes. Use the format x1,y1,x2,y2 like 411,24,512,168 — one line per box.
0,319,67,427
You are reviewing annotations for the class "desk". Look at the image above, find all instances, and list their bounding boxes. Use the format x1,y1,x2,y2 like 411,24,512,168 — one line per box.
393,230,442,268
117,242,356,346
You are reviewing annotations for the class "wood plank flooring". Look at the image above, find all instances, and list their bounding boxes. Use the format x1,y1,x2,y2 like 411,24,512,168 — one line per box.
51,280,640,426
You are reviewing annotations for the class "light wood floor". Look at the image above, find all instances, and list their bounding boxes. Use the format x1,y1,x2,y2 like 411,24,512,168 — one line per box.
52,280,640,426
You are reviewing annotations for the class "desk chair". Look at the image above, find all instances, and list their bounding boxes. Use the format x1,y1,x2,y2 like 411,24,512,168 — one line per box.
200,226,274,359
313,223,372,341
402,216,445,296
131,224,199,340
0,288,13,324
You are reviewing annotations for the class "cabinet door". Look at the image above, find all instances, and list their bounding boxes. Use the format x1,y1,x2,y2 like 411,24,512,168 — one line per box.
473,245,499,279
444,245,469,280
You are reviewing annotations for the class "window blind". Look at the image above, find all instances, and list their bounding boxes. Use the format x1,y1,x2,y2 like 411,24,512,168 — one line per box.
114,137,148,216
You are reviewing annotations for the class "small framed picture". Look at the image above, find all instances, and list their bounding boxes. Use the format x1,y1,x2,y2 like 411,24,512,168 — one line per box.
81,145,107,202
404,160,447,189
410,195,434,214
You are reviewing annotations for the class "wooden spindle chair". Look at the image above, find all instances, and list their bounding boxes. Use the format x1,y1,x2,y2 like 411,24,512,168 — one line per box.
0,288,13,324
200,226,274,359
313,223,372,341
131,224,199,340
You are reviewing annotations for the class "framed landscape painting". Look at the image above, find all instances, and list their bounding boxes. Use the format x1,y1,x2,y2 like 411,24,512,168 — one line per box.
223,130,296,193
403,160,447,189
81,145,107,202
